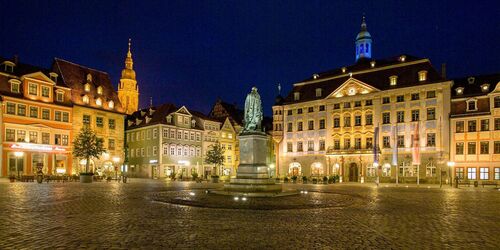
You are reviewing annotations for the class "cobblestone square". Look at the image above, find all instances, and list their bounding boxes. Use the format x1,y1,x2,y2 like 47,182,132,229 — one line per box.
0,179,499,249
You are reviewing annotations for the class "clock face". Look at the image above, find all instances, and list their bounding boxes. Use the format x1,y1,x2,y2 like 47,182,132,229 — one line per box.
348,87,356,95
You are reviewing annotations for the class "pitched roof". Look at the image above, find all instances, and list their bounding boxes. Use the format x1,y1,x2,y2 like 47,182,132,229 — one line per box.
209,99,244,126
282,55,444,104
451,73,500,99
0,55,67,87
126,103,210,130
53,58,125,113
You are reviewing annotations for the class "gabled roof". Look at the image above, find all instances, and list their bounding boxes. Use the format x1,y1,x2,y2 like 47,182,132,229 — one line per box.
0,55,67,87
53,58,125,113
282,55,444,104
126,103,211,130
209,99,244,126
451,73,500,99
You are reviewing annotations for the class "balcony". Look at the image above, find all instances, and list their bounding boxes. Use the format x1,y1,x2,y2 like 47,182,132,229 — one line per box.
326,146,374,155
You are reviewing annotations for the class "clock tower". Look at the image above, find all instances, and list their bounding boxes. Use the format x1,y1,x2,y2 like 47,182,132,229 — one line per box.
118,39,140,115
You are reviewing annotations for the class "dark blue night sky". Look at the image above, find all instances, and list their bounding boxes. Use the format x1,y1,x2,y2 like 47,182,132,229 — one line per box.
1,0,499,115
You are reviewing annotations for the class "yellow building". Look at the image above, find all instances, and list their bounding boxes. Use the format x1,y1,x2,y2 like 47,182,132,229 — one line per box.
118,39,140,115
273,19,451,184
54,58,126,175
450,74,500,184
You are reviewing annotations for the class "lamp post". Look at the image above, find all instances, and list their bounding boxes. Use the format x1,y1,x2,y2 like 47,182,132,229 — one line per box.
14,151,24,178
113,156,120,181
447,161,455,187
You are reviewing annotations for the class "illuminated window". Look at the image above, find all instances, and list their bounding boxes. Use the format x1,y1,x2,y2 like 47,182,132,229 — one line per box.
468,120,477,132
426,133,436,147
418,71,427,81
389,76,398,86
466,99,477,111
10,81,20,93
29,107,38,118
96,98,102,106
294,92,300,101
108,100,114,109
56,91,64,102
84,83,91,92
97,86,103,95
315,88,322,97
17,104,26,116
6,129,15,141
83,95,89,104
455,87,464,95
55,111,62,121
6,103,15,114
427,108,436,120
480,168,489,180
467,167,476,180
83,115,90,125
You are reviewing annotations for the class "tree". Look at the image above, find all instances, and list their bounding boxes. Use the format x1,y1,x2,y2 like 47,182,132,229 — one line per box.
73,126,106,173
204,142,225,176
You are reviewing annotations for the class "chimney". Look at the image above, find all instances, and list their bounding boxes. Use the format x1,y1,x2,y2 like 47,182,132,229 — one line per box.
441,63,447,79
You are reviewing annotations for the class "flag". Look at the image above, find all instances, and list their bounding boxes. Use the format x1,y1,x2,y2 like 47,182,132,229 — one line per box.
373,126,379,164
412,122,421,165
392,125,398,166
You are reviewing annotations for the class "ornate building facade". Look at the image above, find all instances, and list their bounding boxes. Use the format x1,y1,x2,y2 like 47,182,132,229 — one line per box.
0,57,73,177
273,18,451,183
450,74,500,183
54,58,126,175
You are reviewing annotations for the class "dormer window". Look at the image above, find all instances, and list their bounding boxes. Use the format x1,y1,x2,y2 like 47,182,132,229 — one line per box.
341,67,346,73
49,72,58,82
82,95,89,104
389,76,398,86
313,74,319,79
97,86,103,95
466,99,477,112
108,100,114,109
56,91,64,102
86,73,92,82
166,115,172,123
41,86,50,98
418,71,427,82
191,119,196,128
455,87,464,95
145,117,151,124
9,80,20,93
135,118,142,125
127,120,134,127
96,97,102,106
481,83,490,93
315,88,323,97
3,61,15,73
399,55,406,62
294,92,300,101
28,83,38,95
84,83,91,92
370,61,376,68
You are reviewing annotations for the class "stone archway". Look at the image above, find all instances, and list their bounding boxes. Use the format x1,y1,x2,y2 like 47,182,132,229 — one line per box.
311,162,323,177
289,162,301,176
349,163,358,182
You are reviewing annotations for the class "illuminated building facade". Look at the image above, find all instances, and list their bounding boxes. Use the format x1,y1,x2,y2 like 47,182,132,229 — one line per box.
118,39,140,115
125,104,204,178
0,56,73,177
272,18,452,183
450,74,500,183
54,58,126,175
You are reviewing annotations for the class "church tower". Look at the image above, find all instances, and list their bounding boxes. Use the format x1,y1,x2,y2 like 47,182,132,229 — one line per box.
355,16,372,61
118,39,139,115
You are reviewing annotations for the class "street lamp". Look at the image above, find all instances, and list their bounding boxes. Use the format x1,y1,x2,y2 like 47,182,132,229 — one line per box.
113,156,120,181
447,161,455,187
14,151,24,178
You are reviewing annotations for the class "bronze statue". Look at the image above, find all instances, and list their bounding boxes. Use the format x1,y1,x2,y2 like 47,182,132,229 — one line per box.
243,87,263,133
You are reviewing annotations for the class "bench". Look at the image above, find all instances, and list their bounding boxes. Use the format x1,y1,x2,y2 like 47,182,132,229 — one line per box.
457,181,471,187
481,181,498,188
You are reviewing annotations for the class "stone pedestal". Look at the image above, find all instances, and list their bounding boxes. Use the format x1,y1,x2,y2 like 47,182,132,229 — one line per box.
218,132,283,196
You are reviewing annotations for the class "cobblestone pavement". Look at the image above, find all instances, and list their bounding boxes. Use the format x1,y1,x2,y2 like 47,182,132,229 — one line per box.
0,179,499,249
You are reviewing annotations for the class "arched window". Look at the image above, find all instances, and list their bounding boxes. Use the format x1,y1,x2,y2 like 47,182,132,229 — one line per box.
359,43,364,53
289,162,301,176
366,43,370,53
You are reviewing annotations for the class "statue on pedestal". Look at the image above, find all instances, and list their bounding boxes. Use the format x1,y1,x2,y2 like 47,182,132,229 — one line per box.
243,87,263,133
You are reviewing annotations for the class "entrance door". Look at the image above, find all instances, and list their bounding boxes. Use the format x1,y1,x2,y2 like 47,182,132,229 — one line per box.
349,163,358,182
152,165,158,179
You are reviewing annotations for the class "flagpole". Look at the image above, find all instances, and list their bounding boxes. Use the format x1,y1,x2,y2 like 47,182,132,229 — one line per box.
417,121,420,186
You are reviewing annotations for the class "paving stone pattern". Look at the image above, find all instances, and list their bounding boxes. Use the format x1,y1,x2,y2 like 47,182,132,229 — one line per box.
0,180,499,249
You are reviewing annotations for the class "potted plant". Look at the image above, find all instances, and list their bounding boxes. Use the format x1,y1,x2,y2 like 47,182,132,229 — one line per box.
73,126,105,183
312,178,318,184
323,176,328,184
9,175,16,183
275,177,281,183
284,176,289,183
204,142,225,183
302,176,308,184
291,175,298,183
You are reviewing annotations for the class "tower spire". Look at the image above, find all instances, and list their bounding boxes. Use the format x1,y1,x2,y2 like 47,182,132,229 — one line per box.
125,38,133,70
355,15,372,61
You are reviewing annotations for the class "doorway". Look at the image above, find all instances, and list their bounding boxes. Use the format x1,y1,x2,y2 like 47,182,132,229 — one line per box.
349,163,358,182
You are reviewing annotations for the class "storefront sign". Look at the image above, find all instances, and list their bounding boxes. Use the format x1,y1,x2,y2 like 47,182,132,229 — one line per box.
11,143,66,152
178,160,190,166
149,159,158,164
